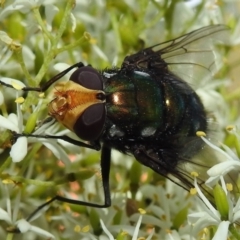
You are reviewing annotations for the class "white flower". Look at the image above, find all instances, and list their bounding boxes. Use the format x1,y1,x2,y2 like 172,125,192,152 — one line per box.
16,219,55,239
188,176,240,239
100,212,155,240
0,113,28,162
188,132,240,239
199,134,240,187
0,183,55,239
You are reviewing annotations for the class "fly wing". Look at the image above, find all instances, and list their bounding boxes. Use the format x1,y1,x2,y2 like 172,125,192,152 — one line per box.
123,25,229,85
133,141,215,202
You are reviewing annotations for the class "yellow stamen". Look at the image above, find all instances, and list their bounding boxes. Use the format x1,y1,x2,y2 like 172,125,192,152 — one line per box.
74,225,81,233
15,97,25,103
190,188,197,195
196,131,206,137
39,92,45,98
226,183,233,191
138,208,146,214
82,225,90,232
191,171,199,177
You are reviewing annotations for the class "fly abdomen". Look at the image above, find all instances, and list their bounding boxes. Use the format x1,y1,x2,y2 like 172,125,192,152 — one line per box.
161,73,207,138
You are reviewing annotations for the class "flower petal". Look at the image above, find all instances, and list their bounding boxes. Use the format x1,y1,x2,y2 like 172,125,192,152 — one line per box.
0,208,11,223
189,213,218,237
42,140,71,166
100,219,114,240
17,219,31,233
10,137,28,162
233,208,240,222
132,214,142,240
0,115,18,132
17,218,55,239
188,211,206,222
29,225,55,239
0,77,26,88
205,176,220,188
212,221,230,240
8,113,18,127
207,161,240,177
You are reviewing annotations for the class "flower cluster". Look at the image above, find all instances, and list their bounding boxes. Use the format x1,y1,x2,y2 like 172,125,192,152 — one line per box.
0,0,239,239
188,130,240,239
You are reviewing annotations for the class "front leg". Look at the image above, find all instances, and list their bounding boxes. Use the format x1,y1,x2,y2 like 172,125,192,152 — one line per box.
12,131,101,151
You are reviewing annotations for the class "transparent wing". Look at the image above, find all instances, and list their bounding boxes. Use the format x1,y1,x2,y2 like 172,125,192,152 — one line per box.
123,25,229,85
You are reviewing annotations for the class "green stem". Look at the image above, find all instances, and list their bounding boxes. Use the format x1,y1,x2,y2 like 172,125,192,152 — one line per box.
32,7,53,41
33,0,76,86
229,223,240,239
0,156,11,173
13,47,33,86
55,32,91,55
0,100,8,117
110,11,123,54
18,143,42,176
6,233,13,240
10,175,56,187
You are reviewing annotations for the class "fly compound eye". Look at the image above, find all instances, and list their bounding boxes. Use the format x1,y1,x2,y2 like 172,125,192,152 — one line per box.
73,103,105,141
70,66,103,90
